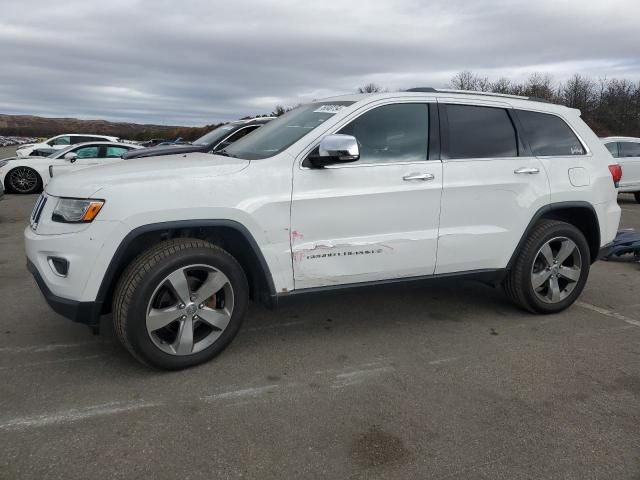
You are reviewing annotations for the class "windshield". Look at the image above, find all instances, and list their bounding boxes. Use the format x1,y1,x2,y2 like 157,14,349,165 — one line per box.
192,124,238,146
223,101,355,159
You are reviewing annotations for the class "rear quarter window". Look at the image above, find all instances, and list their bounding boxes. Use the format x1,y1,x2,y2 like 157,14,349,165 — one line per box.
517,110,585,156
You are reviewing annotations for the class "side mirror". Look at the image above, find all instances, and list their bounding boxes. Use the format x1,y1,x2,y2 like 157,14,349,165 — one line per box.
306,134,360,168
64,152,77,163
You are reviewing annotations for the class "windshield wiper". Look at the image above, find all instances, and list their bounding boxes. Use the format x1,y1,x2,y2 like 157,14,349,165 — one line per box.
216,149,235,157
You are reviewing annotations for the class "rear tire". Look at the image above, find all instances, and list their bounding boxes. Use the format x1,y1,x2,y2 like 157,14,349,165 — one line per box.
504,220,590,314
634,192,640,204
113,238,249,370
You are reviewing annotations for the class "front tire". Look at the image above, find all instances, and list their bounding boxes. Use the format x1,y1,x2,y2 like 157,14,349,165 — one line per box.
504,220,590,314
113,238,249,370
7,167,42,194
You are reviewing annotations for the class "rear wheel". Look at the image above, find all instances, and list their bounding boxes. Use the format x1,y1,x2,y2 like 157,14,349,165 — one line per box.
113,238,249,370
7,167,42,194
634,192,640,204
504,220,590,313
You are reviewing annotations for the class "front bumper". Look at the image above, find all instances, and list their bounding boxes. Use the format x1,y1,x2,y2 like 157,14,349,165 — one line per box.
27,259,102,325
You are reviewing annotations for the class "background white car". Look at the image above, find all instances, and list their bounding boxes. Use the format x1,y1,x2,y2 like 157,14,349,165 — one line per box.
15,133,119,158
602,137,640,202
1,141,140,194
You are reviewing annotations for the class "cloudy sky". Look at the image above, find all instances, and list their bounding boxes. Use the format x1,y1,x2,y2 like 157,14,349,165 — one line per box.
1,0,639,126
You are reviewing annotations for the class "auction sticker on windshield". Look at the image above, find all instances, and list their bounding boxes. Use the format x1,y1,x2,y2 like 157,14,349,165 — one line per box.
313,105,346,114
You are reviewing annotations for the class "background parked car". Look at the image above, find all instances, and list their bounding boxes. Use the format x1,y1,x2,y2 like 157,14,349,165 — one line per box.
15,134,119,158
122,117,274,160
1,141,141,194
602,137,640,203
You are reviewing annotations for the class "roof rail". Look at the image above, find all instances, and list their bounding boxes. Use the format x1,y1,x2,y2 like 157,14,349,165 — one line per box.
405,87,552,104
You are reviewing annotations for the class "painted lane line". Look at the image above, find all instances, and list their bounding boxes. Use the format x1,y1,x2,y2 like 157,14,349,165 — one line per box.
0,341,99,353
201,384,280,402
0,400,160,431
576,301,640,327
428,356,460,365
331,366,395,388
0,355,103,371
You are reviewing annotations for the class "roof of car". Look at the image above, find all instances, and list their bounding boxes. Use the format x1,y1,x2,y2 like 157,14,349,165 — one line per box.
55,133,118,137
77,141,139,146
319,89,578,115
601,136,640,142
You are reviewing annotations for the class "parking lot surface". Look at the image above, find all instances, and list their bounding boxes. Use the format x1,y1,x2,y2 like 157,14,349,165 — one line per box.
1,193,639,479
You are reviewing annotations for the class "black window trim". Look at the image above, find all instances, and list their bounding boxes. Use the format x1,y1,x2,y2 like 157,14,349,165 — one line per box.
512,109,590,158
299,101,440,169
211,125,260,152
440,102,525,161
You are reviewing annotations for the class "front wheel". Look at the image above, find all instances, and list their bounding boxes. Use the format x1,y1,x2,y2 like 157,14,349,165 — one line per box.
7,167,42,194
504,220,590,314
113,238,249,370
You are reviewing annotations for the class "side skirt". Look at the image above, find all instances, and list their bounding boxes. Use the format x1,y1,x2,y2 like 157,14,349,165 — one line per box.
272,268,507,305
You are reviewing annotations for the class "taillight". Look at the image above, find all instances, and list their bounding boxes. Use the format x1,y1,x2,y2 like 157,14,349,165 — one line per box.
608,164,622,187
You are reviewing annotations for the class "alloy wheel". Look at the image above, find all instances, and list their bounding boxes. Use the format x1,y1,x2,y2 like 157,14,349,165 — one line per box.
9,167,38,193
530,236,582,304
146,264,234,356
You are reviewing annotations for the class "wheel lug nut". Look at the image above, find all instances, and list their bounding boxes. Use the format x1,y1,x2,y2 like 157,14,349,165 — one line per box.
179,304,185,309
181,315,186,320
199,304,204,309
193,315,199,320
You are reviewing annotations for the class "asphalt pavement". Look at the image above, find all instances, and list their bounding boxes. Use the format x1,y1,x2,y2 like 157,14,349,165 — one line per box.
1,192,639,479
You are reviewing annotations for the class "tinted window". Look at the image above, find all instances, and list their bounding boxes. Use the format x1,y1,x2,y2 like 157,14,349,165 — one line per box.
50,136,70,146
620,142,640,158
604,142,619,158
517,110,585,156
74,146,99,158
337,103,428,164
446,105,517,159
105,146,130,158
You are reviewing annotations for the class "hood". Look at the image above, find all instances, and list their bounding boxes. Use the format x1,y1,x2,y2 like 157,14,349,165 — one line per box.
45,152,250,198
122,144,206,159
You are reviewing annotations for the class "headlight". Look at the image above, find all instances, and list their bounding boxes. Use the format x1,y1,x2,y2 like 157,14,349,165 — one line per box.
52,198,104,223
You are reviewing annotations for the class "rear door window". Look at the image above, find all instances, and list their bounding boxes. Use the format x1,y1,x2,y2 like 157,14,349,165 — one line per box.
620,142,640,158
104,146,130,158
517,110,585,156
446,104,518,159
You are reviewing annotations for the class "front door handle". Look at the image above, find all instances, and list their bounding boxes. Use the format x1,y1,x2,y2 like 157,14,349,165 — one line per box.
514,167,540,175
403,172,435,181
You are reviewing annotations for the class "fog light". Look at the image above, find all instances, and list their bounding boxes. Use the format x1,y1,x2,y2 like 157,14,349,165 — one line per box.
47,257,69,277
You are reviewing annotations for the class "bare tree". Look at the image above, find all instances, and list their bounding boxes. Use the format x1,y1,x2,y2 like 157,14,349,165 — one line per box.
522,73,555,101
490,77,512,94
449,71,490,91
357,83,384,93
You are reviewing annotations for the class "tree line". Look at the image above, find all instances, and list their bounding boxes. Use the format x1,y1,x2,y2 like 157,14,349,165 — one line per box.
358,72,640,137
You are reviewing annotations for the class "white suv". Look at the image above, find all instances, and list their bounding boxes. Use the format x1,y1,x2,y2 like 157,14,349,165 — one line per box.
25,89,621,369
602,137,640,202
15,134,119,158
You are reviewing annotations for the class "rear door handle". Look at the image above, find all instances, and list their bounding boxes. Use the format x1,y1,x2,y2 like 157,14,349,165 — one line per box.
403,173,435,181
514,167,540,175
